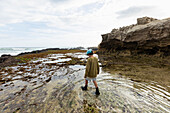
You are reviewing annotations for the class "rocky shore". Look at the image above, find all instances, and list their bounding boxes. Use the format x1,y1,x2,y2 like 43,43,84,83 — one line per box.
0,47,85,68
0,51,169,112
99,17,170,56
98,17,170,67
97,17,170,91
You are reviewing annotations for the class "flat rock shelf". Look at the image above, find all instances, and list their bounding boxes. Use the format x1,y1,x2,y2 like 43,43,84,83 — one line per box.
0,52,169,113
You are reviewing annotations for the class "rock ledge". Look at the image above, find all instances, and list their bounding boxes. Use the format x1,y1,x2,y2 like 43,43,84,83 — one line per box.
99,17,170,56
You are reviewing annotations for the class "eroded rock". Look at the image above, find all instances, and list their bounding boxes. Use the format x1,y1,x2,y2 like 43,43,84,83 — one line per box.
137,17,158,25
99,17,170,56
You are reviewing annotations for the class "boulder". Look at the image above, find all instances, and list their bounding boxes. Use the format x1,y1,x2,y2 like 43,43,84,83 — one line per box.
137,17,158,25
0,54,12,63
1,54,11,57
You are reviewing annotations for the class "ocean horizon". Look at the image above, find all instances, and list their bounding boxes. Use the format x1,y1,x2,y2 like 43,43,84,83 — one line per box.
0,47,87,57
0,47,46,57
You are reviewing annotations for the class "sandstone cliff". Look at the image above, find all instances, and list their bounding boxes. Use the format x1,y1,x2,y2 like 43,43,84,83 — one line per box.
99,17,170,56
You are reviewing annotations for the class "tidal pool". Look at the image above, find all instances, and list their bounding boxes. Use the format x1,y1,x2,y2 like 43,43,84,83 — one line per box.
0,53,169,113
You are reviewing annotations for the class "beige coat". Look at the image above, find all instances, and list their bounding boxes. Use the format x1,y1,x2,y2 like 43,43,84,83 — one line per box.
84,57,99,78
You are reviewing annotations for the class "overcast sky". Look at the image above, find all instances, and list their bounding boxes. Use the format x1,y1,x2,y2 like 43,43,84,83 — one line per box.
0,0,169,48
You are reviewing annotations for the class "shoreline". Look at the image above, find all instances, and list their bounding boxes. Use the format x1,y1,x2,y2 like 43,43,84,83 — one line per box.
0,47,169,91
0,47,46,57
0,48,86,68
0,50,169,112
0,47,86,57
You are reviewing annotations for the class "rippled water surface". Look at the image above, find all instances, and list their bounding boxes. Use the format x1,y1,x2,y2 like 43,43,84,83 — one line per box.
0,53,169,113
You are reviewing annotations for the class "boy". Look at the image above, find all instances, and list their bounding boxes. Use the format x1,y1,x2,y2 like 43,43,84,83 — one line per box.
81,49,100,95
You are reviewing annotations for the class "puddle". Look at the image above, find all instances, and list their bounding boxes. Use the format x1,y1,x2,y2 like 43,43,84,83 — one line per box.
43,58,72,64
48,56,66,59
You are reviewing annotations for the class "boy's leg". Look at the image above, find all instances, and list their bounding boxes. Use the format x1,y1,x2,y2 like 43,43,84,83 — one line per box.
81,79,88,91
93,80,100,95
85,79,88,86
93,80,98,88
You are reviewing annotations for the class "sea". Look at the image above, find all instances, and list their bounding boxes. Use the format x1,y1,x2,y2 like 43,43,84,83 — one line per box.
0,47,46,57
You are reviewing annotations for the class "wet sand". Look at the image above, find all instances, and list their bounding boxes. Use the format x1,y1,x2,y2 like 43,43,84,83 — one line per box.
0,52,169,112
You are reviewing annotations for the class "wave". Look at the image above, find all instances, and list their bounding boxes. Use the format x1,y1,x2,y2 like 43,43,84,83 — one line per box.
0,47,43,51
0,47,46,56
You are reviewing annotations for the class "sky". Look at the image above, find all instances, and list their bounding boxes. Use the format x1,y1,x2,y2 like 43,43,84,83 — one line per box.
0,0,169,48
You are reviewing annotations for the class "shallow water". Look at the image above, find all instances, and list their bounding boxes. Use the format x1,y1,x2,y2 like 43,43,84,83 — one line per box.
0,53,169,113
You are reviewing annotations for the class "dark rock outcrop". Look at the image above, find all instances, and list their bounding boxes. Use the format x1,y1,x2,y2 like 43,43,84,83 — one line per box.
17,47,85,56
87,47,98,51
99,17,170,56
0,56,20,68
17,48,62,56
69,47,85,50
0,55,12,63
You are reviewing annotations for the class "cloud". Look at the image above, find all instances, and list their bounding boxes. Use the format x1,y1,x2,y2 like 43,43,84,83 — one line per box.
75,1,105,14
0,0,169,47
116,6,156,19
50,0,70,3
